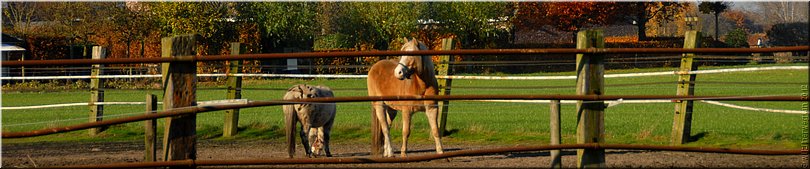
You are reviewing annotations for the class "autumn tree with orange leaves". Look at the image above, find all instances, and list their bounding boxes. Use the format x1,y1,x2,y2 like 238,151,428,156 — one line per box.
614,2,685,41
515,2,620,42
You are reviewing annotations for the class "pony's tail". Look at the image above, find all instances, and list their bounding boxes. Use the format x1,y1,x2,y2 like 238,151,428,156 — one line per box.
370,105,383,155
285,108,297,158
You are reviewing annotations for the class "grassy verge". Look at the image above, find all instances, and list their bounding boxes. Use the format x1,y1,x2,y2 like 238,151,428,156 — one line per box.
2,63,807,150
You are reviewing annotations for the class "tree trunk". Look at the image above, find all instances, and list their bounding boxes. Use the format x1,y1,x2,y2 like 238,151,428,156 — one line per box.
637,19,648,41
714,12,719,41
126,40,131,58
637,3,649,41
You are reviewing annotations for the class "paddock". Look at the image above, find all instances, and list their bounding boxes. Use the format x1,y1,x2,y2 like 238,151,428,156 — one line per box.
1,32,808,168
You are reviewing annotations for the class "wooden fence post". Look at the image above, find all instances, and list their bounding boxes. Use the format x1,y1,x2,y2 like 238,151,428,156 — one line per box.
575,29,605,168
550,100,562,169
89,46,106,136
145,94,158,162
161,34,198,163
672,31,701,145
437,38,455,137
223,42,244,137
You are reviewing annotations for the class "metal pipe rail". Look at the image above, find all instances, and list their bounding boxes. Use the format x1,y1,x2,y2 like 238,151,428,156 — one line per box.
3,46,807,67
53,143,801,169
3,94,804,138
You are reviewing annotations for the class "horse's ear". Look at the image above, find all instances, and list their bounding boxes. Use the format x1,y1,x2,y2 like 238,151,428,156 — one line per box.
288,86,296,92
403,37,409,43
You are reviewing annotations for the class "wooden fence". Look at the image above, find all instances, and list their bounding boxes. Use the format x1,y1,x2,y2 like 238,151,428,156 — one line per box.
1,30,808,168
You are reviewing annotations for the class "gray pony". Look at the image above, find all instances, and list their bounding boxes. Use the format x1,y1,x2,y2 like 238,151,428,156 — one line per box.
283,84,335,158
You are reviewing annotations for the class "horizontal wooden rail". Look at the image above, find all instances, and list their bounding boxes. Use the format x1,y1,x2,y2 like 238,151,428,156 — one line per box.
3,94,804,139
2,46,807,67
53,143,801,168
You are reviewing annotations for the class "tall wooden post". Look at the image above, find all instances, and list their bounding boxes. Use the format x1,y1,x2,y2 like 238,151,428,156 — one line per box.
437,38,455,137
672,31,701,145
550,100,562,169
223,42,244,137
161,34,198,163
89,46,106,135
144,94,158,162
575,30,605,168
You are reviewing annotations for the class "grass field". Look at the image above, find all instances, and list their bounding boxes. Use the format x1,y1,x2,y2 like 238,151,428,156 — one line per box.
2,63,807,150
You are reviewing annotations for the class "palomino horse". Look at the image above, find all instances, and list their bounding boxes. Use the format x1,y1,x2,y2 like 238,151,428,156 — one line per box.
283,84,336,158
367,38,444,157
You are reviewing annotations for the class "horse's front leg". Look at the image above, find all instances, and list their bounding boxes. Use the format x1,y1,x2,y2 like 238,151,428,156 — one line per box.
401,110,413,157
299,123,313,157
308,127,320,157
426,103,444,154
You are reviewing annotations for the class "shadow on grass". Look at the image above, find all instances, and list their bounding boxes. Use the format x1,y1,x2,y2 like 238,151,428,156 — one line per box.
443,129,460,136
689,132,708,142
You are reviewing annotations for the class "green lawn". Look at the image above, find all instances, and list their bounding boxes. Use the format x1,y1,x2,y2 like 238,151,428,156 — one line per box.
2,63,807,150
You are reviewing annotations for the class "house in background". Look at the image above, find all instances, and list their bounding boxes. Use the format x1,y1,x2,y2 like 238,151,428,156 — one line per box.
2,33,26,77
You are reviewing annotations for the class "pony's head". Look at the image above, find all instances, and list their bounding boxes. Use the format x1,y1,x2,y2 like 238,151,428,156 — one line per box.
394,37,424,80
289,84,319,115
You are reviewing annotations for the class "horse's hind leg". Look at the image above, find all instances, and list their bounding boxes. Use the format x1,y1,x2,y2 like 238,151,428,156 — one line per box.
373,102,395,157
426,104,444,154
401,110,413,157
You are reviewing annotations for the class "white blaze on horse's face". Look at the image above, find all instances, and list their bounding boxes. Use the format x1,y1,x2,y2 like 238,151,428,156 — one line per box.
394,56,415,80
395,40,419,80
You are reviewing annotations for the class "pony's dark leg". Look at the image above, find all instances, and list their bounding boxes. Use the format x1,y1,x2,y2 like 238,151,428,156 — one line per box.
299,123,313,157
426,103,444,154
401,110,413,157
323,115,335,157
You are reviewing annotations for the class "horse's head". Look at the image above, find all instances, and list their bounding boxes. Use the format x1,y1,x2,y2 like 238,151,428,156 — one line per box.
394,37,423,80
290,85,319,114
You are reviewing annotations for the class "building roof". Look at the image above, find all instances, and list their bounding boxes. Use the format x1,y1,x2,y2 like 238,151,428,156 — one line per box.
1,33,26,52
2,33,24,44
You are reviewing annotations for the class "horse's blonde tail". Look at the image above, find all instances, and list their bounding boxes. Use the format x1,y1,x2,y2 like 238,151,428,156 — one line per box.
284,106,297,158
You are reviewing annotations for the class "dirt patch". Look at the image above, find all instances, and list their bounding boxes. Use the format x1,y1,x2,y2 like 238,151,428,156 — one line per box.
2,140,804,168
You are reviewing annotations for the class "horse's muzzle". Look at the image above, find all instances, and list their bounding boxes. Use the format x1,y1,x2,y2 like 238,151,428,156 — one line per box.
396,63,413,80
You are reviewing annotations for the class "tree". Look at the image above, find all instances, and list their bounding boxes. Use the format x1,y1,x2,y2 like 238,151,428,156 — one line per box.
757,2,808,25
515,2,620,42
235,2,318,50
615,2,685,40
2,2,50,38
108,2,156,58
335,2,425,50
146,2,237,55
699,1,730,41
767,22,808,46
724,28,748,47
429,2,512,48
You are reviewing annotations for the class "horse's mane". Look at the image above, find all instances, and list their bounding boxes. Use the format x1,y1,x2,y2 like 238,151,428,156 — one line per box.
416,40,436,80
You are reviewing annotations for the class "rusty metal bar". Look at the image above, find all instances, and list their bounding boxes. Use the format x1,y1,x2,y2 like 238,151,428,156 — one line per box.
53,143,801,169
3,94,804,139
3,46,807,67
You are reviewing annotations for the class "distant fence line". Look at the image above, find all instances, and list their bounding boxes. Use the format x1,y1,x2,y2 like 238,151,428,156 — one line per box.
1,66,805,80
2,46,807,67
